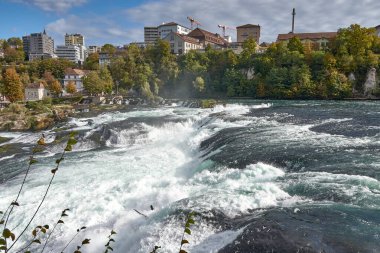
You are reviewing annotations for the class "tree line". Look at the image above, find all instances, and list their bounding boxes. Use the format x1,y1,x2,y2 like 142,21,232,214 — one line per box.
1,24,380,102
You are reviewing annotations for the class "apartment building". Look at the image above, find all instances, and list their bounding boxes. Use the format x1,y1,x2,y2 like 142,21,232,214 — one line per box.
158,22,192,40
65,33,85,46
56,45,87,64
237,24,261,44
22,30,55,60
144,27,159,44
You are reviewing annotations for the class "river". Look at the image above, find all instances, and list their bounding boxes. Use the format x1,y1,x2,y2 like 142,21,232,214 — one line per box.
0,100,379,253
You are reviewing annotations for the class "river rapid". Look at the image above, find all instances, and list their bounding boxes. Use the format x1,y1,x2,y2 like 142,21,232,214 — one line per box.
0,100,379,253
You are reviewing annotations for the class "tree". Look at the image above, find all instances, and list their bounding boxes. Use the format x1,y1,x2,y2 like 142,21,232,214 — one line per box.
66,81,77,94
102,44,116,55
84,53,99,70
4,47,25,63
83,71,104,95
193,76,205,92
240,38,257,67
287,36,304,54
99,67,113,93
50,80,63,97
2,68,24,102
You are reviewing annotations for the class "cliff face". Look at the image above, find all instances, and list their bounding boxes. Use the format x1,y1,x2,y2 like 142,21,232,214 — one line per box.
363,67,377,97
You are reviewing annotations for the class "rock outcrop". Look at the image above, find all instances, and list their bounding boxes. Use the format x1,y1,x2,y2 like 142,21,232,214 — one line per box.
363,67,377,97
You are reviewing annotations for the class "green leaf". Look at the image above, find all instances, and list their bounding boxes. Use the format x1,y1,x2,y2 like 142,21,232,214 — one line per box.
0,220,4,225
107,246,113,251
33,239,41,244
179,250,187,253
56,158,64,164
187,218,195,225
82,238,90,245
41,228,46,233
58,220,64,224
32,229,37,237
181,239,189,245
64,145,72,152
109,239,115,242
0,246,6,250
10,233,15,241
184,228,191,235
3,228,11,239
0,211,3,214
111,230,117,235
51,168,58,174
44,225,49,229
29,159,38,165
11,202,19,206
67,138,78,146
0,238,6,245
25,251,31,253
70,132,78,138
80,226,87,230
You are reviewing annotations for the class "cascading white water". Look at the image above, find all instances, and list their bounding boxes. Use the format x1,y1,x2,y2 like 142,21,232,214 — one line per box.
0,103,292,253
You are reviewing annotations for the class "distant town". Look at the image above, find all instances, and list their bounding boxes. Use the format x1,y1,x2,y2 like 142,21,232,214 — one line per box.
1,8,380,114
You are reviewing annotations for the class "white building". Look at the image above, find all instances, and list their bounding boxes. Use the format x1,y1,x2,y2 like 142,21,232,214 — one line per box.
99,52,111,66
25,83,50,101
158,22,192,40
88,45,101,54
63,68,89,92
163,31,203,55
56,45,87,64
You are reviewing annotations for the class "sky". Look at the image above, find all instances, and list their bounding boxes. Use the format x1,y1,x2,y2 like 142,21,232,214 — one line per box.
0,0,379,46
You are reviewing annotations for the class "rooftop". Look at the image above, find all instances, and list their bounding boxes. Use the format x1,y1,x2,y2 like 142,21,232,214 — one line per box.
174,32,201,44
277,32,337,41
188,28,227,46
65,68,90,76
26,82,45,89
237,24,261,28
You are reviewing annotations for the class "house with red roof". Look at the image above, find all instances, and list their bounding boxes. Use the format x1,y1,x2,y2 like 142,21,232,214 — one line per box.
163,31,203,55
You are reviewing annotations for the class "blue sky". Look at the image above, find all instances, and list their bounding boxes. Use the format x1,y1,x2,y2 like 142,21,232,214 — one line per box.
1,0,380,46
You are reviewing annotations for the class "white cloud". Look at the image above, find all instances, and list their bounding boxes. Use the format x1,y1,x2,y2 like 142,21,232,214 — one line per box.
11,0,87,12
46,15,142,46
125,0,380,42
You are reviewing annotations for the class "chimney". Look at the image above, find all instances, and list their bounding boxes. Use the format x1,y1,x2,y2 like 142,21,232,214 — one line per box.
292,8,296,33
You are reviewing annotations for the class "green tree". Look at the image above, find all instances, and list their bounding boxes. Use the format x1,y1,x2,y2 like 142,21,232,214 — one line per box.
287,36,304,54
102,44,116,55
2,68,24,102
84,53,100,70
83,71,104,95
99,67,113,93
193,76,205,93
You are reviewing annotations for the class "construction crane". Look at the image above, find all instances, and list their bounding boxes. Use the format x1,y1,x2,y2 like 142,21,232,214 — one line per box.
187,16,201,29
217,25,236,37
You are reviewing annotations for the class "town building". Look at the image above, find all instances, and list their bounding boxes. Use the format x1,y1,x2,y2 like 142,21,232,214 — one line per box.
65,33,85,46
22,30,55,60
63,68,90,93
99,52,111,66
144,27,159,44
25,83,50,101
237,24,261,44
376,25,380,37
56,45,87,64
276,32,337,49
88,46,101,54
163,31,203,55
158,22,192,40
187,28,227,49
129,42,148,48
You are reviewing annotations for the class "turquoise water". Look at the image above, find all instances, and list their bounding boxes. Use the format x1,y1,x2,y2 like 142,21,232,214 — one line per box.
0,100,379,252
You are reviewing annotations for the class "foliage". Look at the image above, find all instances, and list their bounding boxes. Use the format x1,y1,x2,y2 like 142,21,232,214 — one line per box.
84,53,99,70
2,68,24,102
178,212,196,253
66,81,77,94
